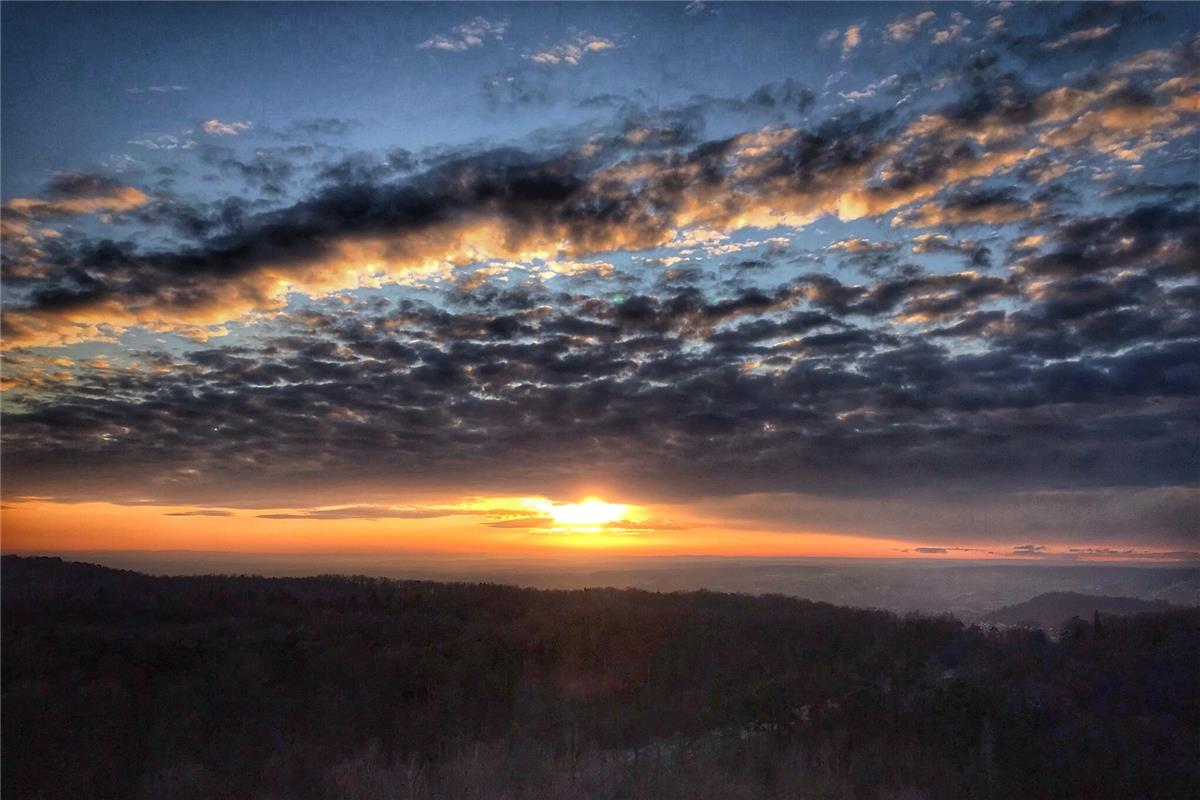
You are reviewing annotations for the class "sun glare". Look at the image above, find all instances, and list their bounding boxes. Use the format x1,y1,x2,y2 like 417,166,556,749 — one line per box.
545,497,629,528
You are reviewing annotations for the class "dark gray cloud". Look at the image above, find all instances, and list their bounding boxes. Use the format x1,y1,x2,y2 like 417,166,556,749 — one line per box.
1067,548,1200,561
1016,203,1200,279
312,149,417,186
3,279,1197,541
43,171,127,198
744,78,816,115
288,117,359,137
199,144,310,195
2,31,1198,553
1003,1,1162,59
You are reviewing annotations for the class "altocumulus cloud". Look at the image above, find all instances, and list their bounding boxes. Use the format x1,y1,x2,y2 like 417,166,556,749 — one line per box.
1,15,1197,553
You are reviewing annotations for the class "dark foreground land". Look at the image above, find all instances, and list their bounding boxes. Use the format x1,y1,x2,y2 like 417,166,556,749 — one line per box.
3,556,1198,800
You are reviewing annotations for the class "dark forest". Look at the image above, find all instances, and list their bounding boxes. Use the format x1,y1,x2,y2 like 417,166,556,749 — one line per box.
4,556,1197,800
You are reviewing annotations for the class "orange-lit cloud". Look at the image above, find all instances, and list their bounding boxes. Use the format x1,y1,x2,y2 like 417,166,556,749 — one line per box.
526,34,615,66
886,10,935,43
3,185,149,219
1045,24,1119,51
7,43,1198,349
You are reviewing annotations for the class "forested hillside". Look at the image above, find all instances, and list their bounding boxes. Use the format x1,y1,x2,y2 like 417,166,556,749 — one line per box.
3,556,1198,800
980,591,1183,630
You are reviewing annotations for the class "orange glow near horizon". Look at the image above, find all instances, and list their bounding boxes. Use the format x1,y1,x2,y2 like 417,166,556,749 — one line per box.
0,496,1192,564
0,496,913,557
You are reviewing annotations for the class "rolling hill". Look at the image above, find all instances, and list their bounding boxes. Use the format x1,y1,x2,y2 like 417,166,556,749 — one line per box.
979,591,1183,630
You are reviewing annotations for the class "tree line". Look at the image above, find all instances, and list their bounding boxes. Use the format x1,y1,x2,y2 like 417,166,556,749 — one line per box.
3,556,1197,799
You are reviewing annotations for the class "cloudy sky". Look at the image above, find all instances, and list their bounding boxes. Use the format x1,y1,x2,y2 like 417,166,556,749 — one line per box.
1,2,1197,561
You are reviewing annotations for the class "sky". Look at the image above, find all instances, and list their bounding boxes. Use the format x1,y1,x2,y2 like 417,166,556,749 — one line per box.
1,1,1198,563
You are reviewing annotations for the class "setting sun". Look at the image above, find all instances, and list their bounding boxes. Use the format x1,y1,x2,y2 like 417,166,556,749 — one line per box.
549,498,628,527
524,497,628,528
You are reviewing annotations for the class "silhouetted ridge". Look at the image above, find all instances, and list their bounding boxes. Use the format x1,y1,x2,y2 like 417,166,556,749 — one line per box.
980,590,1182,630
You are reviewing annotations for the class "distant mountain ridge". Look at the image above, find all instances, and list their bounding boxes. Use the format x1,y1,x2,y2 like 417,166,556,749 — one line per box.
980,591,1182,630
12,552,1199,620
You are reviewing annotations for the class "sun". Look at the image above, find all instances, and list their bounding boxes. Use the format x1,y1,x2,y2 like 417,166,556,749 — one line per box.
546,497,629,528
